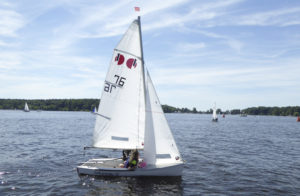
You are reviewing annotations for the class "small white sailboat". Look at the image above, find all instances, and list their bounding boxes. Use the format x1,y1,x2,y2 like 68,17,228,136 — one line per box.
77,16,184,177
24,102,30,112
212,102,218,122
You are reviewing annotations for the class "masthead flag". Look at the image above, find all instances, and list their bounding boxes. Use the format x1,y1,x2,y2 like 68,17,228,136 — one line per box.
134,7,140,12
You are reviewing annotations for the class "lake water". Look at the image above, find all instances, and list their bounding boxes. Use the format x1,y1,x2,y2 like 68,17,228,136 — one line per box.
0,110,299,195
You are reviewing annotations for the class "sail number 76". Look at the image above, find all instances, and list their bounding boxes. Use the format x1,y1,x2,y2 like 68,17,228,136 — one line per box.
104,74,126,93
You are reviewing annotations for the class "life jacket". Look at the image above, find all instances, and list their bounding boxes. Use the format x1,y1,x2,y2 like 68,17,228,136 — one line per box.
130,159,137,166
128,150,139,167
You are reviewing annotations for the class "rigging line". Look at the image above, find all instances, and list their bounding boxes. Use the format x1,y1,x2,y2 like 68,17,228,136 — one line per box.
95,112,111,120
137,60,142,148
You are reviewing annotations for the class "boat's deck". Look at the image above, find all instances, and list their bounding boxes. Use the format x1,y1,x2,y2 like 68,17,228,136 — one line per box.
82,158,125,169
77,158,184,176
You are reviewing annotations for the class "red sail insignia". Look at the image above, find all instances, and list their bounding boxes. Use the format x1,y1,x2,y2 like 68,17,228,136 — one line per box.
126,58,137,69
115,53,125,65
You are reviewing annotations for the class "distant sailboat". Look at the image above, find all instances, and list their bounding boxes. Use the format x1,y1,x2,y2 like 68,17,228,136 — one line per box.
77,16,183,177
24,102,30,112
212,102,218,122
92,106,97,114
240,112,247,117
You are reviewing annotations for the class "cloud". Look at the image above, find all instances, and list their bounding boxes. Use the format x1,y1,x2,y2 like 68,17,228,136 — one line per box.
149,62,300,110
233,7,300,26
177,42,206,52
226,39,243,53
149,61,300,89
167,26,245,55
0,51,21,69
0,8,25,37
143,0,243,31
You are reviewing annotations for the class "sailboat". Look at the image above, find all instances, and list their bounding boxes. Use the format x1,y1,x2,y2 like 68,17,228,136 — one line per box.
24,102,30,112
212,102,218,122
77,16,184,176
92,106,97,114
240,112,247,117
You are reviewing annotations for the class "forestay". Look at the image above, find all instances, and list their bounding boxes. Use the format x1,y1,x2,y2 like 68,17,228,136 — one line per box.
144,71,181,166
93,20,145,150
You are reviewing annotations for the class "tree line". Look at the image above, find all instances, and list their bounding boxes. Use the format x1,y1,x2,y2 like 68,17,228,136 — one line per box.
0,99,299,116
242,106,300,116
0,99,99,111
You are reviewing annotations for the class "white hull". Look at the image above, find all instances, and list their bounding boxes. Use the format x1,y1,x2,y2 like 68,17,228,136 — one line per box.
77,158,184,177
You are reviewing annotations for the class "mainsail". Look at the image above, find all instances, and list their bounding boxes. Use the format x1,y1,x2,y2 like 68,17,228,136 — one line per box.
93,19,145,149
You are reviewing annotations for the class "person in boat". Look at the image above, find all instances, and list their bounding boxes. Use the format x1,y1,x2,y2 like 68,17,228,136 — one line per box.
122,150,131,161
119,149,138,169
119,150,130,168
138,160,147,168
127,149,139,170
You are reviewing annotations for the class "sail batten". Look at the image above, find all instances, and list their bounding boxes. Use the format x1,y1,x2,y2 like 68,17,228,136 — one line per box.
114,49,142,60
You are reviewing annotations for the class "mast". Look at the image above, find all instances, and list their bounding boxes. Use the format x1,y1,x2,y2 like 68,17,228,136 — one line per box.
137,16,147,148
137,16,146,105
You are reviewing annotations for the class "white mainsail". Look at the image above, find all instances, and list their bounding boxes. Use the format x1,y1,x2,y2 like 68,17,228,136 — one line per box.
212,102,217,120
24,102,29,112
144,71,182,166
93,19,145,150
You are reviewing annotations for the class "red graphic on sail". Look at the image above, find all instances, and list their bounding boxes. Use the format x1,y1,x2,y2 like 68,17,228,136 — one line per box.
115,53,124,65
126,58,137,69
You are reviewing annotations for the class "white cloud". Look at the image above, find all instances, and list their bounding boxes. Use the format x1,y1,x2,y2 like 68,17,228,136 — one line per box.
150,62,300,110
144,0,243,31
0,40,19,47
0,51,21,69
0,8,24,37
150,62,300,89
177,26,245,54
177,42,206,52
234,7,300,26
226,39,243,53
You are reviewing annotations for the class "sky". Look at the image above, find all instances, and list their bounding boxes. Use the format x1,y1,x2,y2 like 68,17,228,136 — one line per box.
0,0,300,111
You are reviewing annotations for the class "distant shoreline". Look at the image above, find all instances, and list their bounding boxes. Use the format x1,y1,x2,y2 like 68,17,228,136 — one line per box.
0,98,299,116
